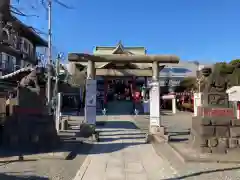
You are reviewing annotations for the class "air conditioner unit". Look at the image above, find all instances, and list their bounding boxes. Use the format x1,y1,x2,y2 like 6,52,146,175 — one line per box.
14,65,20,71
20,53,27,59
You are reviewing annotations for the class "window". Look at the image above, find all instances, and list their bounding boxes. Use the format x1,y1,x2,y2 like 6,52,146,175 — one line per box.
0,53,2,69
6,55,14,71
171,68,191,73
1,53,16,72
2,53,7,69
22,39,29,53
21,37,34,56
2,29,9,41
161,68,171,73
21,60,26,68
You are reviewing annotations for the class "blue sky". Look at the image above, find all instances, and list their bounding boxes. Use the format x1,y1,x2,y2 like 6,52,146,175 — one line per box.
14,0,240,63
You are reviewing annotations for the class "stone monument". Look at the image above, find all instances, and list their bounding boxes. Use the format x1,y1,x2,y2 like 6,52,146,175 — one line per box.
2,67,59,152
191,67,240,154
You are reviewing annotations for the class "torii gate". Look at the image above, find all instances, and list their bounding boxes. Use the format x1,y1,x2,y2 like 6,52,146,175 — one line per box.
68,53,179,135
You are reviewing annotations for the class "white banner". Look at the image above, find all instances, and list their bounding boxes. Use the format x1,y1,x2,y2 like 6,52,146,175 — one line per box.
194,93,202,117
143,101,150,113
147,78,182,87
85,79,97,125
150,81,160,126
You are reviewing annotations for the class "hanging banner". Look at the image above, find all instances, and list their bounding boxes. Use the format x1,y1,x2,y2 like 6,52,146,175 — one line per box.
147,77,183,87
85,79,96,125
149,81,160,126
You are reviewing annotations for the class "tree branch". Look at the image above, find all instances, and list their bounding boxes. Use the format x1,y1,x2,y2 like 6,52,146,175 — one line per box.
11,5,39,17
53,0,74,9
27,26,47,36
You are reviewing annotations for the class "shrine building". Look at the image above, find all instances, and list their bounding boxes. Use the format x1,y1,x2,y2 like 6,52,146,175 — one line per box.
67,41,200,98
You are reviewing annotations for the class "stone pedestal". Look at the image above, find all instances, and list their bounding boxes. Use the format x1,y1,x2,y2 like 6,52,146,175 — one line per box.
2,87,59,152
191,93,240,154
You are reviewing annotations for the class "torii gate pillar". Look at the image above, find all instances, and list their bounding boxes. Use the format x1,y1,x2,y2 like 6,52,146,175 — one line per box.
149,61,164,135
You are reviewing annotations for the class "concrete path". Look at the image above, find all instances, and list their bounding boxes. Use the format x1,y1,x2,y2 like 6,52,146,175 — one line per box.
73,117,178,180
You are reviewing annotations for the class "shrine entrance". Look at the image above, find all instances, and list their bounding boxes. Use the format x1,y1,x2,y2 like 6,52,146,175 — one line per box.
104,77,134,102
96,62,147,115
68,52,180,135
96,77,135,115
103,77,143,115
97,77,135,115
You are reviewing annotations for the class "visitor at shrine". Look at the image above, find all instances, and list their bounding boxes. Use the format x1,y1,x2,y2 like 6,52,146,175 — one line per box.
132,90,142,114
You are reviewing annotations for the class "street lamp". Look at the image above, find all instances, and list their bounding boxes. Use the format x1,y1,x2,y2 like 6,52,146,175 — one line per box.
193,61,202,93
168,67,173,93
54,52,63,96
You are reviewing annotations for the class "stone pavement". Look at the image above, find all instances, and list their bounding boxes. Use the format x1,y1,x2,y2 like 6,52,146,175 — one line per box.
160,110,192,132
73,116,179,180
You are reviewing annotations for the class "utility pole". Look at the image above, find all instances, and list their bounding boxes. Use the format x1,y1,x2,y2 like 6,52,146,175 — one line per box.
47,0,52,105
54,53,61,96
197,62,201,93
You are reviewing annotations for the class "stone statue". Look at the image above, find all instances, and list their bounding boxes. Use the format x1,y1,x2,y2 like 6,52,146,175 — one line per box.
19,67,40,95
201,67,229,106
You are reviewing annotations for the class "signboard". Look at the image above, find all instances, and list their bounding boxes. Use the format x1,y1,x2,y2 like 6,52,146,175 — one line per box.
85,106,96,124
162,94,175,100
85,79,96,125
194,93,202,116
147,78,182,87
149,81,160,126
226,86,240,102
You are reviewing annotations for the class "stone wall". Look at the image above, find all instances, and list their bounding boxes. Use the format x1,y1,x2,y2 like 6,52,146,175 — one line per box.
191,107,240,154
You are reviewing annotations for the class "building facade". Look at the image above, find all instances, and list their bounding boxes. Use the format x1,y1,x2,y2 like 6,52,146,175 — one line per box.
0,0,47,76
155,61,199,93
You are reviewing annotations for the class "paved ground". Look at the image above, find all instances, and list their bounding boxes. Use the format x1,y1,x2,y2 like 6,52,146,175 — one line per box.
0,136,93,180
154,111,240,180
0,114,111,180
73,116,179,180
73,113,240,180
1,111,240,179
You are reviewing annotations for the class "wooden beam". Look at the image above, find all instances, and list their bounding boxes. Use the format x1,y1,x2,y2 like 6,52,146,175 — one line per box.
68,53,179,63
95,69,153,77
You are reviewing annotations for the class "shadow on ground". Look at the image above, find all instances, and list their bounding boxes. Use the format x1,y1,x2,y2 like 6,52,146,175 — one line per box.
0,120,147,161
65,120,147,160
163,166,240,179
167,131,190,143
97,120,138,129
0,173,49,180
